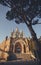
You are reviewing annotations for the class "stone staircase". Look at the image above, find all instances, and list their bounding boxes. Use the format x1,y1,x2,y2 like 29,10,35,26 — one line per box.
14,53,35,61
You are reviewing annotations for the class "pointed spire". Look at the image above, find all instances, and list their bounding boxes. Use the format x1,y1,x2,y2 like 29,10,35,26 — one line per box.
20,30,24,38
15,27,19,33
15,27,19,38
10,27,25,38
11,29,14,37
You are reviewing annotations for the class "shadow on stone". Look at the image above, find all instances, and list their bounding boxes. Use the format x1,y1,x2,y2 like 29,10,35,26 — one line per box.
7,53,17,61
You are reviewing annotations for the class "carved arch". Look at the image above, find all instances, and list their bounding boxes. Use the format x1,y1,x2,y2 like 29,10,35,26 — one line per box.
14,39,26,53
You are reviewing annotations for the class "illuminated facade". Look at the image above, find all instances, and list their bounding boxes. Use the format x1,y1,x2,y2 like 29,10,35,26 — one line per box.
0,28,38,61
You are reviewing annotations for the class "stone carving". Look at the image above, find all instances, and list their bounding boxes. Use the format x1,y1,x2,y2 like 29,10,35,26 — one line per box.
11,27,24,38
0,28,39,61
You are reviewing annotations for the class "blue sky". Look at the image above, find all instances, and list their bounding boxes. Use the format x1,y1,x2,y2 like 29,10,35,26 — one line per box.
0,4,41,43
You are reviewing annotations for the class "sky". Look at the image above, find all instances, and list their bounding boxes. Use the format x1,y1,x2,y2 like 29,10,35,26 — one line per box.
0,4,41,43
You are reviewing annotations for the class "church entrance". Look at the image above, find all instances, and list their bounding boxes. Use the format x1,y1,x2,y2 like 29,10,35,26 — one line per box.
15,42,22,53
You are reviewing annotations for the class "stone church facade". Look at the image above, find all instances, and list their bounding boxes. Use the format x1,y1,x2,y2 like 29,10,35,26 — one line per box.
0,28,38,61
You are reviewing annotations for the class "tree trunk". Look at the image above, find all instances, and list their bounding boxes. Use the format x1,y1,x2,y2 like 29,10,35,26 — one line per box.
25,23,41,60
28,25,38,43
27,25,39,49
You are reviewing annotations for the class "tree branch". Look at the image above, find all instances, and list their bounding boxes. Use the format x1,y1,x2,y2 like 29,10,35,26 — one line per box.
32,22,41,25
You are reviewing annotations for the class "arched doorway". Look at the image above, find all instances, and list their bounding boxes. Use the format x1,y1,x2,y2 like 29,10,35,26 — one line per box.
15,42,22,53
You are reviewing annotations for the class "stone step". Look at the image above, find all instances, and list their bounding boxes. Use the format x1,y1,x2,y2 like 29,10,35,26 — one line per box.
14,53,35,61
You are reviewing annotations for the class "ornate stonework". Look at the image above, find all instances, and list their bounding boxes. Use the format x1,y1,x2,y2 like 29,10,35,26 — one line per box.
0,28,38,61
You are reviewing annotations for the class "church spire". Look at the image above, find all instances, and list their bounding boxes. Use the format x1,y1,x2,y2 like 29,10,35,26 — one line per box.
19,30,24,38
11,27,24,38
15,27,19,38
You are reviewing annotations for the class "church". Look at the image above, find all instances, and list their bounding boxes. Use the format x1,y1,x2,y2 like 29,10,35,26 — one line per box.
0,28,39,61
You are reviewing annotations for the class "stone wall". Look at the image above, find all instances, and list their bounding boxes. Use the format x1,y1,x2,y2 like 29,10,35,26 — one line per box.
0,39,10,61
0,37,37,61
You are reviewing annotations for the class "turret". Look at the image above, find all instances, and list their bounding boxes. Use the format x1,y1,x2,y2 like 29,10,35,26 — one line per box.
11,29,14,38
10,27,24,38
19,30,24,38
15,27,19,38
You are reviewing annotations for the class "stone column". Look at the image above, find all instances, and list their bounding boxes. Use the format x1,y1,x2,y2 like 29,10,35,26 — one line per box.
21,44,24,53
